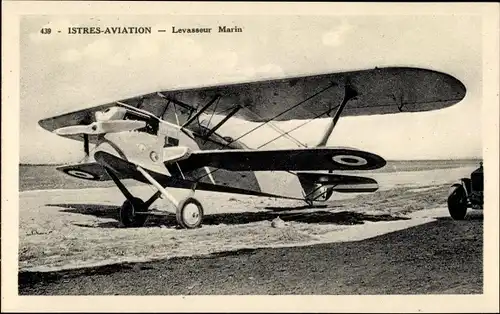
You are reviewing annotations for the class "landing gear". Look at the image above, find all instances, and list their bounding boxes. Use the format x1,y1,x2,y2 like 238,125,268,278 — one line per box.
119,196,204,229
120,197,149,227
105,166,205,229
447,183,468,220
304,185,333,208
176,197,204,229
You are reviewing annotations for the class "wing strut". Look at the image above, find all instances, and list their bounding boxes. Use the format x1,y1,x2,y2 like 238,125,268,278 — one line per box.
83,134,90,156
203,105,241,139
182,95,221,128
190,84,339,183
317,83,358,147
136,166,180,207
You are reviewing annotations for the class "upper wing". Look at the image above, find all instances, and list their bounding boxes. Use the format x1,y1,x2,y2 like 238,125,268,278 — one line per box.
176,147,386,172
38,67,466,141
162,67,466,121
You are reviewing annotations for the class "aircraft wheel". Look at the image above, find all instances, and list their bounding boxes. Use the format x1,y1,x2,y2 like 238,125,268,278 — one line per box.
176,197,204,229
120,197,148,227
447,184,468,220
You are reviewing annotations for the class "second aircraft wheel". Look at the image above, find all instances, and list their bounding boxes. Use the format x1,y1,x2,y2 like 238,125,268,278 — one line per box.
447,184,468,220
176,197,204,229
120,197,149,228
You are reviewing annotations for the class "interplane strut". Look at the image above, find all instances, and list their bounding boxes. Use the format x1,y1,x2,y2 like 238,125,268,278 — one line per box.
192,82,357,183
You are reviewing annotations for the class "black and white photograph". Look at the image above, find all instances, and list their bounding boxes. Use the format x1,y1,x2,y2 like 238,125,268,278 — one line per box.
2,2,499,312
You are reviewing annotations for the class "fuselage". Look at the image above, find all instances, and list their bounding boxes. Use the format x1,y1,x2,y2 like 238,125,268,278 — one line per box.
92,104,308,200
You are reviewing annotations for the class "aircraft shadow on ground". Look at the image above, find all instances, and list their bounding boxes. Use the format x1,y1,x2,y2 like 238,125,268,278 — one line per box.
263,204,329,211
435,211,484,221
49,203,410,229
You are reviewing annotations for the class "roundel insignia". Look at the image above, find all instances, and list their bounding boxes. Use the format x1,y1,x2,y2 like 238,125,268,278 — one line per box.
65,169,99,180
332,155,368,166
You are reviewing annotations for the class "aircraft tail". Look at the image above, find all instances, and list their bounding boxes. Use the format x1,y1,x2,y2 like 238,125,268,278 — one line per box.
297,172,379,202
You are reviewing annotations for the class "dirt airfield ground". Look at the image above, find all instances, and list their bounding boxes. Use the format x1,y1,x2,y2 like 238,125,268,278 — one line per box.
18,162,483,294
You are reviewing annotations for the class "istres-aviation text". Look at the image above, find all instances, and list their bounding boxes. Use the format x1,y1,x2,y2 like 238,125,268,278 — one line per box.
64,25,244,35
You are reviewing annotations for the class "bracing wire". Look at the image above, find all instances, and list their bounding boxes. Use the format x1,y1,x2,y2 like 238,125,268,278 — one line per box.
257,103,340,149
213,83,335,147
241,107,307,148
188,85,336,184
206,96,221,128
192,98,340,184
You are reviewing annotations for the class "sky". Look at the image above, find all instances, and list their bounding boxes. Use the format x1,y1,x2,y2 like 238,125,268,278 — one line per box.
19,14,482,164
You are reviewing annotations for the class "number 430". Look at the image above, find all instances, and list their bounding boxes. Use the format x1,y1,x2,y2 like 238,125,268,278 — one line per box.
40,28,51,34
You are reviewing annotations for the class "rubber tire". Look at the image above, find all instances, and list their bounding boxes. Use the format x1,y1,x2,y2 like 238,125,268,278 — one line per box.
120,197,148,228
447,184,468,220
176,197,204,229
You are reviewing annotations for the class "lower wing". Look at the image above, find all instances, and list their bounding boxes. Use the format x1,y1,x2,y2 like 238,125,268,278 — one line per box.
176,147,386,172
57,146,384,199
91,151,302,200
57,162,113,181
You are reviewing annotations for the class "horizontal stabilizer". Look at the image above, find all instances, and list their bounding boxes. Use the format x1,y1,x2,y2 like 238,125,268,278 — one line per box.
176,147,386,172
297,172,379,193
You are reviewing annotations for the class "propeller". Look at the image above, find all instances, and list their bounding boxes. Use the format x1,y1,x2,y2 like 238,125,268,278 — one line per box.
54,120,147,136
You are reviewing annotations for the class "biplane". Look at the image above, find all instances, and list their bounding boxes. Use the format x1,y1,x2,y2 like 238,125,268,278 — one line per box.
38,67,466,229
